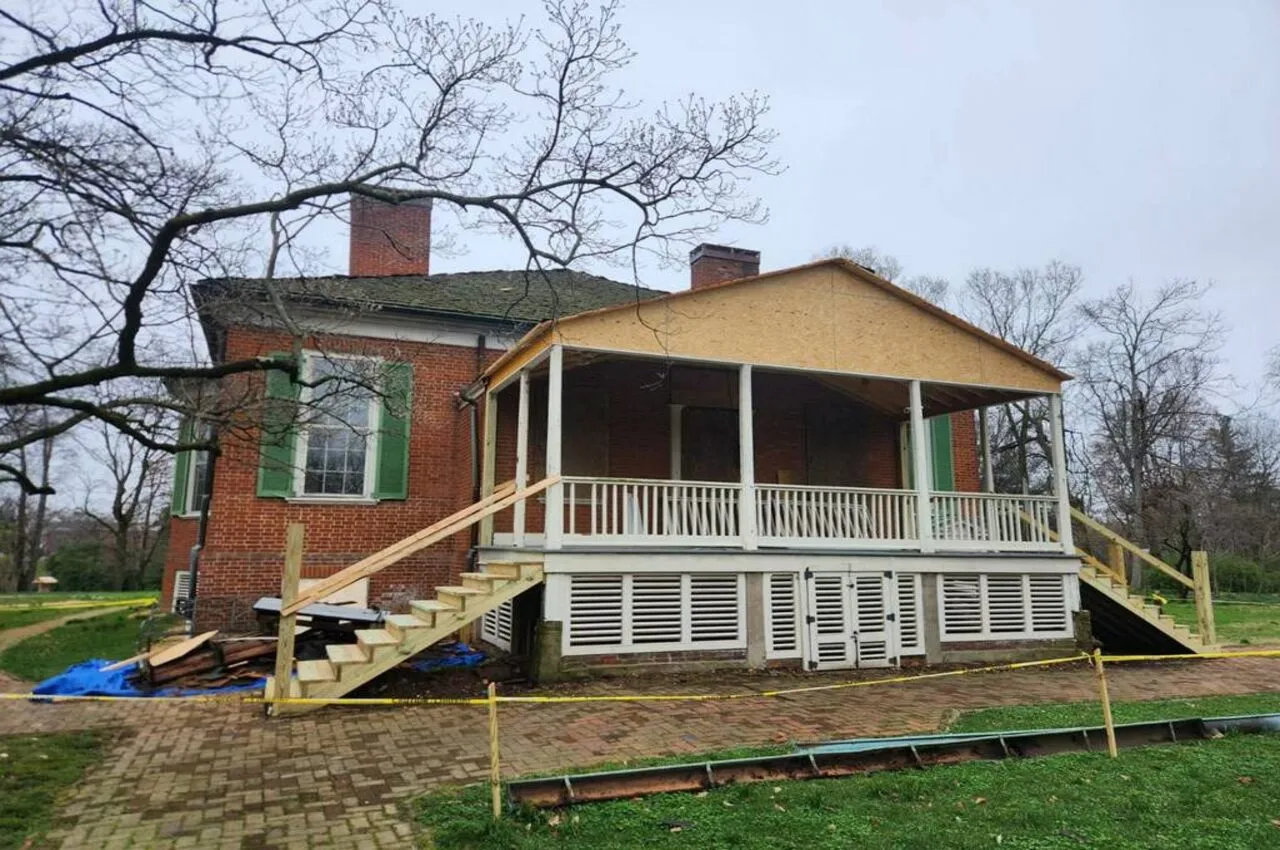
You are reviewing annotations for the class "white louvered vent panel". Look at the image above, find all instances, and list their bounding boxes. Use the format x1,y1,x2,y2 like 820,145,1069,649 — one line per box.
941,575,984,636
766,573,800,657
172,571,192,613
851,574,889,664
986,575,1028,634
811,574,847,636
480,599,514,651
896,573,924,655
630,574,683,644
1029,574,1070,633
689,574,742,643
567,575,624,647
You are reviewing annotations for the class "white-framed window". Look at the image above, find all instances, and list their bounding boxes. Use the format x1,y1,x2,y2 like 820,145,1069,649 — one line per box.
182,423,213,516
295,353,380,499
939,573,1074,641
565,572,745,655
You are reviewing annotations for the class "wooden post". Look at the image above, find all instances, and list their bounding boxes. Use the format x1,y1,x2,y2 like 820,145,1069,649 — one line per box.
272,523,305,714
479,390,498,546
544,345,564,550
1191,550,1217,646
488,681,502,820
1107,541,1127,589
512,371,530,546
1092,649,1118,758
1049,394,1074,554
908,380,933,552
738,364,757,550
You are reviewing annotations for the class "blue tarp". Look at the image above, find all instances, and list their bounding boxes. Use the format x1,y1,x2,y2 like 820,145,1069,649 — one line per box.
32,659,264,698
407,641,485,673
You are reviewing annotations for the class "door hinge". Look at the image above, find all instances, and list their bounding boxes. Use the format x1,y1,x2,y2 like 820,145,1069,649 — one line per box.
807,660,818,671
803,568,813,580
805,615,816,625
889,656,898,666
884,570,893,578
887,612,897,622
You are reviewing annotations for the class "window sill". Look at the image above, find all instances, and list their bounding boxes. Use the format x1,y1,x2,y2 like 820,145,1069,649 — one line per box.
284,496,380,506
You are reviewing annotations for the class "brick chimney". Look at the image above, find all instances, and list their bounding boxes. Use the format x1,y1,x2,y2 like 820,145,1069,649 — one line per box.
348,193,432,277
689,243,760,290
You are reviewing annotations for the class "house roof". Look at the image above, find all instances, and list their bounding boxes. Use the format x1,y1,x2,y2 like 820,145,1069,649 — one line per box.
194,269,664,327
483,257,1075,394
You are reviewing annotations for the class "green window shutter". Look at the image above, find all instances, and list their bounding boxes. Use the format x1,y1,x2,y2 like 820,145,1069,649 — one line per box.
373,361,413,500
930,416,955,491
171,419,194,515
257,354,300,498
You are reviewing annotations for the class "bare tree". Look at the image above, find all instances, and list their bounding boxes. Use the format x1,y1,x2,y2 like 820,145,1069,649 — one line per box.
815,245,950,304
1074,279,1224,587
0,0,779,495
75,416,171,591
961,261,1083,493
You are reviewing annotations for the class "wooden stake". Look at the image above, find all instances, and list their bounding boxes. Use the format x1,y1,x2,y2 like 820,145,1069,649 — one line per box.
272,523,305,715
1092,649,1118,758
488,681,502,820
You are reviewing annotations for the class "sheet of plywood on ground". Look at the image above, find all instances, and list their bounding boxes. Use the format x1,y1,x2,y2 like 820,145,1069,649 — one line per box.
544,264,1065,393
282,477,555,616
145,630,218,668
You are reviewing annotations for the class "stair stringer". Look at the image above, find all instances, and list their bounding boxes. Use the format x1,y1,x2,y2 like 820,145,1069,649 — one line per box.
271,566,543,715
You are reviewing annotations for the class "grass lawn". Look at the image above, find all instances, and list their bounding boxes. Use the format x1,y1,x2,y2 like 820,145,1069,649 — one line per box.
0,611,143,681
417,692,1280,849
0,607,85,633
0,732,107,850
1163,597,1280,645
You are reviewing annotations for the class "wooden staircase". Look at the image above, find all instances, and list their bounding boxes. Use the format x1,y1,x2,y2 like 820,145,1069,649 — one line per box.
263,476,556,716
1069,509,1217,655
269,562,542,715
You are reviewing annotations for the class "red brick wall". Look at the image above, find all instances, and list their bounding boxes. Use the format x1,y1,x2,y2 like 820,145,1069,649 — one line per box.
191,324,496,631
951,411,980,492
160,517,199,610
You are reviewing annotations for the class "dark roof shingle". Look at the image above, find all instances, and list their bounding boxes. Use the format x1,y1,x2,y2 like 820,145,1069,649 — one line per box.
199,269,665,326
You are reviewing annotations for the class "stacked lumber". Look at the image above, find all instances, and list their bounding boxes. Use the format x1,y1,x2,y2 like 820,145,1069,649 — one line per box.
107,631,279,687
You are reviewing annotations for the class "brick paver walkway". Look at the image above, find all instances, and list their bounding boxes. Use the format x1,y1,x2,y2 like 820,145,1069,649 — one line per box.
2,658,1278,848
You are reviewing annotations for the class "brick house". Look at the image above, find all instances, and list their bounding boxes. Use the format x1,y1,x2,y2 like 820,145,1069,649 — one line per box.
164,197,1205,702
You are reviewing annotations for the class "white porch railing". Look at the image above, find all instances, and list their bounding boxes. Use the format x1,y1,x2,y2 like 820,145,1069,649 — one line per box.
930,492,1059,551
552,477,1063,553
562,477,741,545
755,485,918,548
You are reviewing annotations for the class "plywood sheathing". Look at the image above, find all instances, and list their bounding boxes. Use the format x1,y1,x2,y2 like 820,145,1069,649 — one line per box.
484,260,1068,395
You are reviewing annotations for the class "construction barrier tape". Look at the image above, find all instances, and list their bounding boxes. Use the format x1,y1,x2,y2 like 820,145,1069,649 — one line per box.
1,647,1276,708
0,598,157,611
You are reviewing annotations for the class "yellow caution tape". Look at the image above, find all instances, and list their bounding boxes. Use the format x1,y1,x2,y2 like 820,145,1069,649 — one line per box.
0,597,156,611
1,647,1274,708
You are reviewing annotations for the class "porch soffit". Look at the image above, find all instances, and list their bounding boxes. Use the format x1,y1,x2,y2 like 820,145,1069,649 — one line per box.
485,260,1067,395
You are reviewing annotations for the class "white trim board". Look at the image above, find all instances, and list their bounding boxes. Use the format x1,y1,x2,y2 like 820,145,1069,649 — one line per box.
541,551,1082,576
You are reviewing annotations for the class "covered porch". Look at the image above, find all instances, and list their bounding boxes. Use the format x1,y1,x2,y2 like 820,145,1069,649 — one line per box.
479,347,1074,556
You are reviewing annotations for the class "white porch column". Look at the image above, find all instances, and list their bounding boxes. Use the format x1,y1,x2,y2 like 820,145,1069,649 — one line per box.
668,403,684,480
544,345,565,550
739,364,758,550
978,406,995,493
909,380,934,552
479,389,498,546
1049,393,1075,553
512,370,531,546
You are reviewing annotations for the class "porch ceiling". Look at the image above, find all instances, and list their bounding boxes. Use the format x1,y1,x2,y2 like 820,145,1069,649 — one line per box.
527,351,1041,418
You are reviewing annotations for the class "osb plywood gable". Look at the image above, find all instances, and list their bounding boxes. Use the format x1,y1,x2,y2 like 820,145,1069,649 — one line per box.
549,265,1063,393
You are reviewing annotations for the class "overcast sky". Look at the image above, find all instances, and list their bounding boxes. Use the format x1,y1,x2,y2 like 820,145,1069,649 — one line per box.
420,0,1280,398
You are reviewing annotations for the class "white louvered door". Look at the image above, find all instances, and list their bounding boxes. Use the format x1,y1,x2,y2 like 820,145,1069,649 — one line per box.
803,570,899,670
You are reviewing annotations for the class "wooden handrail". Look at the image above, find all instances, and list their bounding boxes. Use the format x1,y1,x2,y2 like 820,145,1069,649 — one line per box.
1017,508,1127,584
281,477,557,616
1069,508,1194,589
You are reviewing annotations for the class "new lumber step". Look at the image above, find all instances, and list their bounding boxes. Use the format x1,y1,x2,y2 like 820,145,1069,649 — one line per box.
356,629,400,653
326,643,370,670
483,562,539,579
385,613,431,639
460,572,507,591
409,599,458,626
436,586,486,610
296,659,337,684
